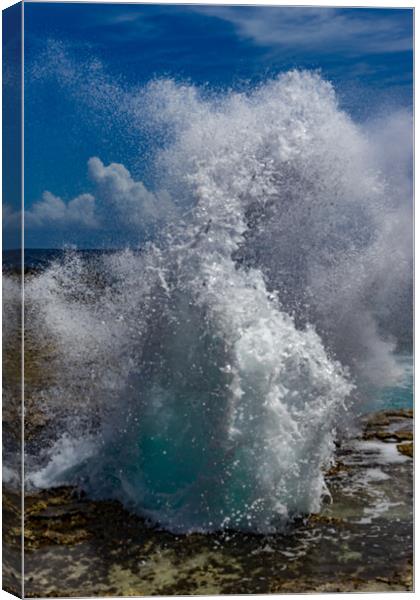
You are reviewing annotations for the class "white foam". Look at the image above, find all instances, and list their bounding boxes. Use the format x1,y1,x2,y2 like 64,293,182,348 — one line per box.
363,467,391,482
354,440,410,465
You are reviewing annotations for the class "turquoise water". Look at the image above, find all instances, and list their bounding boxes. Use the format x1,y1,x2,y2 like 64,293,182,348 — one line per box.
367,354,413,413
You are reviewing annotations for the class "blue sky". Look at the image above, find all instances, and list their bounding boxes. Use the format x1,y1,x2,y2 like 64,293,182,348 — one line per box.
3,2,414,248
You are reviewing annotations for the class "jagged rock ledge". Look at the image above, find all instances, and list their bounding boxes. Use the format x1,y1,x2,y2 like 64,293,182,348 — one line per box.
2,409,413,596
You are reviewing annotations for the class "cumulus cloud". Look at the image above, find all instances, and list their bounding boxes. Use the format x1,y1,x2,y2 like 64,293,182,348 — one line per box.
26,191,98,229
88,157,174,228
2,203,21,230
14,157,175,242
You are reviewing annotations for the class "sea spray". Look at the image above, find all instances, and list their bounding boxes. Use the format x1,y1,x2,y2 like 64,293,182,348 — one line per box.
19,71,412,532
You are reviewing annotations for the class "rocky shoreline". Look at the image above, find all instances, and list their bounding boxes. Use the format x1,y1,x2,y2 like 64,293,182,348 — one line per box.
3,409,413,596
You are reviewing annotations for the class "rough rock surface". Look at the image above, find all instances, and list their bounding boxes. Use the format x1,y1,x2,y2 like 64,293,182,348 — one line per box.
3,409,413,596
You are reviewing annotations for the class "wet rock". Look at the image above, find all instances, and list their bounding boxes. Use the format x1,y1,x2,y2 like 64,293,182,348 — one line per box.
363,409,413,445
394,429,413,441
397,442,413,458
364,429,413,442
3,409,412,596
383,408,413,418
325,461,350,477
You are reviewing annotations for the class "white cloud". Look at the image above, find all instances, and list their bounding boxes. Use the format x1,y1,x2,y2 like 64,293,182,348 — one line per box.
88,157,174,228
196,7,412,55
2,203,21,230
26,191,98,229
13,158,175,238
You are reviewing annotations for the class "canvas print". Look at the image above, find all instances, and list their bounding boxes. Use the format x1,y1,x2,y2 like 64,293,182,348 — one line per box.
2,1,413,597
